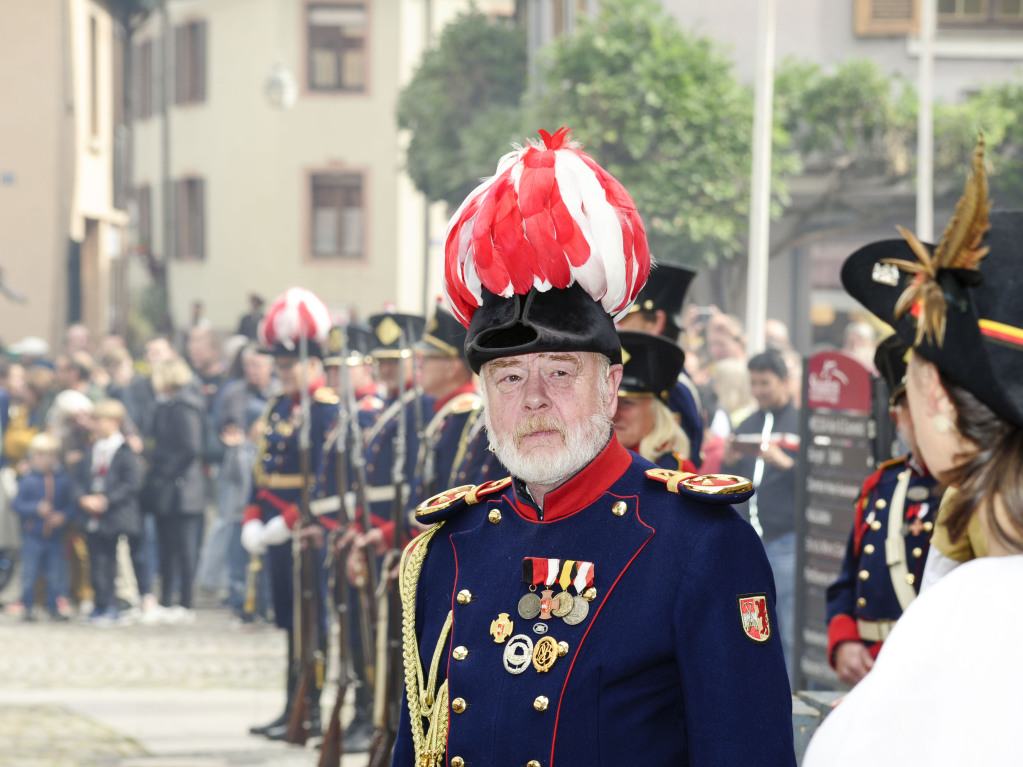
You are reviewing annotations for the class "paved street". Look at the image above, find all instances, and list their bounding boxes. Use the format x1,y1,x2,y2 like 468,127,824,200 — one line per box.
0,602,370,767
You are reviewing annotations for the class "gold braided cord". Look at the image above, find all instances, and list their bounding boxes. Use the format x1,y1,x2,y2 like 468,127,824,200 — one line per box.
882,133,991,347
399,523,451,767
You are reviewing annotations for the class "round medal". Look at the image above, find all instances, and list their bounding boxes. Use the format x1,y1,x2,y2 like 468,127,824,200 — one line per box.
517,592,541,620
563,595,590,626
551,591,574,618
503,634,534,675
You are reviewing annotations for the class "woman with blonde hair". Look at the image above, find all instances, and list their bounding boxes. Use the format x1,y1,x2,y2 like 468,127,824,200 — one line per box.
805,140,1023,765
613,331,695,472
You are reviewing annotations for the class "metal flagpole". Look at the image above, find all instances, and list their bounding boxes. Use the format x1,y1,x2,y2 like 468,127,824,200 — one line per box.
917,0,937,242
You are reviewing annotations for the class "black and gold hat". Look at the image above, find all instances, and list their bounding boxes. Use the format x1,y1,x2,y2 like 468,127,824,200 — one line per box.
842,137,1023,428
323,324,374,368
417,303,468,361
626,264,696,326
874,334,909,406
367,313,426,359
617,330,685,401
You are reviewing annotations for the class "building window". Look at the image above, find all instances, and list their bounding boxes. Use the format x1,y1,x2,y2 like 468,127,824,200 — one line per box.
136,185,152,254
307,4,367,92
175,178,205,260
854,0,919,36
175,20,207,105
311,173,364,259
136,39,153,120
938,0,1023,24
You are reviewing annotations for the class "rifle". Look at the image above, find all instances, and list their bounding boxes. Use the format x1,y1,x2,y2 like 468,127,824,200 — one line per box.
366,338,412,767
317,528,350,767
285,334,325,746
243,554,262,617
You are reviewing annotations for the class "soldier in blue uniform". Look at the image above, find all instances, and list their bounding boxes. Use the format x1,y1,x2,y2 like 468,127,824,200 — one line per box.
240,289,337,741
614,330,696,473
407,304,481,511
826,335,943,687
393,129,796,767
616,263,704,465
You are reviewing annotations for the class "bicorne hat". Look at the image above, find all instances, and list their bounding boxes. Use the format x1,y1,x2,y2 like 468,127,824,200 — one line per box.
444,127,651,374
626,263,696,328
617,331,685,402
258,287,332,359
873,334,909,406
842,136,1023,428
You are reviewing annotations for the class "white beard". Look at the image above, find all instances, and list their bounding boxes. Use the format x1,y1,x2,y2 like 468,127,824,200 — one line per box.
485,407,613,487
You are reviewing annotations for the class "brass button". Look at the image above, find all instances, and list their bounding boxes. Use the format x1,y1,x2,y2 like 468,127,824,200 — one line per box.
451,758,464,767
452,646,468,661
533,695,549,712
912,547,923,558
611,501,628,516
856,597,867,608
906,573,916,586
858,570,870,581
527,762,542,767
582,587,597,602
863,543,875,555
451,697,466,714
870,520,882,531
875,498,887,509
488,509,502,524
557,641,569,657
923,521,934,532
456,589,472,605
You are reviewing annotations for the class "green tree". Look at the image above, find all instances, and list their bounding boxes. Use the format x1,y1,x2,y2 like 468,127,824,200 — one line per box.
527,0,796,273
397,11,527,210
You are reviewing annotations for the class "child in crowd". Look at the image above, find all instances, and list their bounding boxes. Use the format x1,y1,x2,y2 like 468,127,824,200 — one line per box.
75,399,143,625
13,433,73,621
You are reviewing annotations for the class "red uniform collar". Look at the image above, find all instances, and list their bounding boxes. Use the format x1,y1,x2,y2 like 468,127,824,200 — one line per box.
512,433,633,523
289,376,326,403
433,380,477,413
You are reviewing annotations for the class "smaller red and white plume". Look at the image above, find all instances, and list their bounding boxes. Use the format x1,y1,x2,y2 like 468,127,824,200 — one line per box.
443,127,651,327
258,287,332,351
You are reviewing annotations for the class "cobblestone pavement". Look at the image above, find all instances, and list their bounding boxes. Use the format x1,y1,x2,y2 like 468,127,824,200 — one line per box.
0,603,369,767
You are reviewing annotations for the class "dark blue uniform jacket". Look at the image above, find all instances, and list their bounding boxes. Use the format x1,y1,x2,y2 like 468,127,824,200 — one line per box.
394,435,796,767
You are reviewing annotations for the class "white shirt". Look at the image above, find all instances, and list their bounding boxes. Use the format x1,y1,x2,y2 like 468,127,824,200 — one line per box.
804,554,1023,766
91,433,125,475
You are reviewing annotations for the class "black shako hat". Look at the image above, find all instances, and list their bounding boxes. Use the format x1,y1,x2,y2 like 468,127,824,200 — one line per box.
418,304,468,361
843,209,1023,429
367,312,426,359
873,334,909,405
627,263,696,325
324,324,374,367
466,283,622,374
617,330,685,401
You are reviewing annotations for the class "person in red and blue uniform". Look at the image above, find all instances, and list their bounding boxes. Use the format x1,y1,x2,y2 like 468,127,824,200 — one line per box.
616,263,703,466
826,334,943,687
392,129,795,767
241,289,337,742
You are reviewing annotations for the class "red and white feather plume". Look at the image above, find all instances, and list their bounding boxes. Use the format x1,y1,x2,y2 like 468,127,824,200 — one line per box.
258,287,332,351
443,127,651,328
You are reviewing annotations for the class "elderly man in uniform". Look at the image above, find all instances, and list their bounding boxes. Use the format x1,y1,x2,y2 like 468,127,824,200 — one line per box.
393,129,795,767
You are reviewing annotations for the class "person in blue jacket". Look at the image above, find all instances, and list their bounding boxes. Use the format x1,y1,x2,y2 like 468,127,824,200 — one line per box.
393,129,795,767
14,433,74,621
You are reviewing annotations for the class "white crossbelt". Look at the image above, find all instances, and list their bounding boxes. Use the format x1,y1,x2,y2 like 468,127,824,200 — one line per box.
308,485,397,516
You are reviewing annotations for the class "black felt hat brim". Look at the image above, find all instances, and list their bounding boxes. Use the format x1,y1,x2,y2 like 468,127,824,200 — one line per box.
841,210,1023,428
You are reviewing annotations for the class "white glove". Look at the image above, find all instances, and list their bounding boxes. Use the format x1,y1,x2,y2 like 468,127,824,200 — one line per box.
261,515,292,547
241,519,266,555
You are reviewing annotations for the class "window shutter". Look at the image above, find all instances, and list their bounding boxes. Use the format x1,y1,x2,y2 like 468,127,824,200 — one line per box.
854,0,920,36
196,21,207,103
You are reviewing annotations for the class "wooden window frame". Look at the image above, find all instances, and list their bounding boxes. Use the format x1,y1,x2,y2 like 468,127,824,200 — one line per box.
305,2,369,94
307,170,368,262
174,177,205,261
174,19,207,106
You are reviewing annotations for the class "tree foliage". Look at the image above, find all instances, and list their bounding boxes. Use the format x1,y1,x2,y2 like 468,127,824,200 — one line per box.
527,0,793,269
397,11,527,210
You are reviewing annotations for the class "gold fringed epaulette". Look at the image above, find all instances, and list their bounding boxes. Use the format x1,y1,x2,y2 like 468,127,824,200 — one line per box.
313,386,340,405
414,476,512,522
645,468,754,505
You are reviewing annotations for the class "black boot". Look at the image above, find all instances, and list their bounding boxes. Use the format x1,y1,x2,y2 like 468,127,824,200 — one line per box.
343,681,374,753
251,637,297,737
269,654,324,741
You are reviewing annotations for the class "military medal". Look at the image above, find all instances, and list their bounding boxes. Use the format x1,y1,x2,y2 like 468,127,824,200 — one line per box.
533,622,548,635
490,613,514,643
539,589,555,619
562,596,589,626
503,634,534,674
551,591,574,617
907,485,930,502
517,593,541,619
532,636,559,672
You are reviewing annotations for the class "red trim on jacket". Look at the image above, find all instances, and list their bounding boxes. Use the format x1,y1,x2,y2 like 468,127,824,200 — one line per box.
432,381,477,413
511,435,633,523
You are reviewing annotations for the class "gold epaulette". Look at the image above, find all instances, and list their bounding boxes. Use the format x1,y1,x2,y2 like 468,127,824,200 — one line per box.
414,476,512,521
313,386,339,405
448,391,482,415
645,468,754,500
